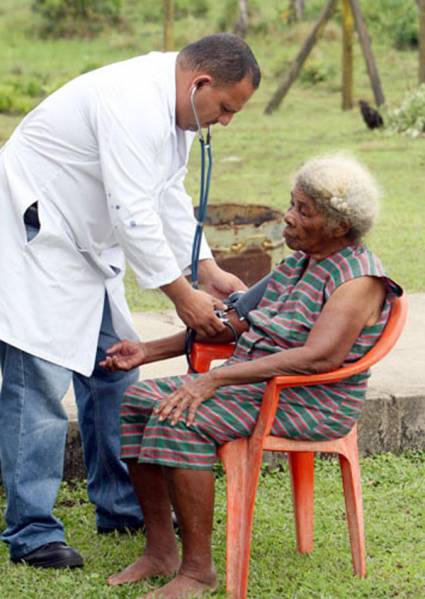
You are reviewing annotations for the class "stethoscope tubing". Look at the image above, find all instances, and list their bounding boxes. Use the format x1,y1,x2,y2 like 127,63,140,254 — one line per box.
190,86,213,288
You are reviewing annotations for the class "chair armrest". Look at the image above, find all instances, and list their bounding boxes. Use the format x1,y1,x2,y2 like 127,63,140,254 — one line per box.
191,342,235,373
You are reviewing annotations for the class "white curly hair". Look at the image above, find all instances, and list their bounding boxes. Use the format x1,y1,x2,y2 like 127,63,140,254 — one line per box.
293,153,381,240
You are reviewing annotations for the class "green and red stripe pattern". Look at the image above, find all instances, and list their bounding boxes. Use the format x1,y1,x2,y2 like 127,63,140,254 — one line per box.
120,244,401,470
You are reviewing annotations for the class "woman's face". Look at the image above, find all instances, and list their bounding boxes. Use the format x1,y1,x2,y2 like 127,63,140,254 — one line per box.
283,186,347,259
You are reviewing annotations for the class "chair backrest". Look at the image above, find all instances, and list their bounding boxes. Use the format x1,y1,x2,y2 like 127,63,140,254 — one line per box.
270,292,408,390
252,293,408,443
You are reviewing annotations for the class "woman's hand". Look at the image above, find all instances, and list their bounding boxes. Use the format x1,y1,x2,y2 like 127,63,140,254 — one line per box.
154,373,219,427
99,340,147,371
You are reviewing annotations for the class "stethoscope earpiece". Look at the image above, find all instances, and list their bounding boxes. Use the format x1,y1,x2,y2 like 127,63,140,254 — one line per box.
190,84,204,141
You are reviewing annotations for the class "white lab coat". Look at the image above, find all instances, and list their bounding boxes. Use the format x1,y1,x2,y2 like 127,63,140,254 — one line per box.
0,52,212,375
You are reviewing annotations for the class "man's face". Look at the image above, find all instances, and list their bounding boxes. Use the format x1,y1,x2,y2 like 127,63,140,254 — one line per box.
176,75,255,131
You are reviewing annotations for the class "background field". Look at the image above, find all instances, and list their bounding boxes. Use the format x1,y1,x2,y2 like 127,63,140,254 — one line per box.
1,0,424,311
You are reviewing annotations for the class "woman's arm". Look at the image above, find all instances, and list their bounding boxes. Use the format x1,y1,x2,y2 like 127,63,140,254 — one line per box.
100,308,249,371
211,276,386,386
155,276,386,425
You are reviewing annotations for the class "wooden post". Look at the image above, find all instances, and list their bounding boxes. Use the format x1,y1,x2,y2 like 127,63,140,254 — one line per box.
234,0,249,38
348,0,385,105
418,0,425,84
342,0,354,110
265,0,337,114
163,0,174,51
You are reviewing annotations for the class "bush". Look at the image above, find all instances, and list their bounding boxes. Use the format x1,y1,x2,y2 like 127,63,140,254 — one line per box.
287,0,418,49
392,4,418,49
216,0,277,34
140,0,208,24
385,85,425,138
175,0,208,19
0,84,37,115
0,75,53,115
300,60,336,85
362,0,418,49
32,0,122,38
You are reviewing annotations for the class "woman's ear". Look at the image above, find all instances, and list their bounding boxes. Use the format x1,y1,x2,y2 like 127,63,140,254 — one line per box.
334,219,351,238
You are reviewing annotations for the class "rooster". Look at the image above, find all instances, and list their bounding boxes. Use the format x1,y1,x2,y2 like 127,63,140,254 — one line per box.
359,100,384,130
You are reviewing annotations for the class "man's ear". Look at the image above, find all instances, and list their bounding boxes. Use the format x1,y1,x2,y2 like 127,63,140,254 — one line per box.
191,75,212,90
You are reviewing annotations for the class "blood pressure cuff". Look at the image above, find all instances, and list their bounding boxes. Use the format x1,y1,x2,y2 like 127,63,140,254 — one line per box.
224,273,272,321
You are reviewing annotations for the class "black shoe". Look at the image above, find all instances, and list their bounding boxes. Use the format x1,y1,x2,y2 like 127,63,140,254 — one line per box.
11,542,84,569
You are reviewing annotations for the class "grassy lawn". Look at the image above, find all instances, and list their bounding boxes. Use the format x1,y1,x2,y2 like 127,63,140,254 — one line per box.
0,453,424,598
1,1,424,311
1,6,424,597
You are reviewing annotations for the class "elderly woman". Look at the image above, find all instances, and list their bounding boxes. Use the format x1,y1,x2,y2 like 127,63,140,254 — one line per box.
102,154,401,599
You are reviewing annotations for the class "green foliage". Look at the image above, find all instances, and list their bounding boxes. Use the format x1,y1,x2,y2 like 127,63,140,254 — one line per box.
175,0,209,20
32,0,122,38
385,85,425,138
0,78,42,115
0,73,66,116
300,59,336,85
279,0,419,49
362,0,418,49
392,5,419,49
140,0,208,24
216,0,289,35
79,61,103,74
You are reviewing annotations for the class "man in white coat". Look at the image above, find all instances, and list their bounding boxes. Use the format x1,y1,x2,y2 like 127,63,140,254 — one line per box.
0,33,260,568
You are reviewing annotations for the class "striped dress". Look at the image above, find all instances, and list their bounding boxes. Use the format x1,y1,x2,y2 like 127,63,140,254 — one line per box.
121,243,401,470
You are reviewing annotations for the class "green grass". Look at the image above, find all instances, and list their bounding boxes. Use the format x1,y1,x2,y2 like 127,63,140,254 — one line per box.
1,8,423,596
1,1,424,312
0,452,424,598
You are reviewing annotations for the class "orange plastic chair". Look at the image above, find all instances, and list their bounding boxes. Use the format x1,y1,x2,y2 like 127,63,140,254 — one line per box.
191,293,407,599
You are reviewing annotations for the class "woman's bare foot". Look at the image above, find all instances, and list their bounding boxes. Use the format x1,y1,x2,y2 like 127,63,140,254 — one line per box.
108,552,180,586
139,571,217,599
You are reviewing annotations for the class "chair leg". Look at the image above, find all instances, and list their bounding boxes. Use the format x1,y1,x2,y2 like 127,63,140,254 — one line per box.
221,438,263,599
339,454,366,577
288,452,315,553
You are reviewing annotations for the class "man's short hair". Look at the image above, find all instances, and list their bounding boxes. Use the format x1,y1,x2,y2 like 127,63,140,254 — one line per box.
178,33,261,89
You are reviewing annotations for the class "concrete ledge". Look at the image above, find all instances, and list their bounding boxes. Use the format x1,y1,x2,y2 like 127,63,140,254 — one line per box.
63,390,425,480
359,392,425,454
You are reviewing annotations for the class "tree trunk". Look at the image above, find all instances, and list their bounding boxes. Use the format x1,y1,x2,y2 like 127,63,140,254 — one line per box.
163,0,174,51
289,0,305,21
234,0,249,38
348,0,385,105
265,0,337,114
418,0,425,83
342,0,354,110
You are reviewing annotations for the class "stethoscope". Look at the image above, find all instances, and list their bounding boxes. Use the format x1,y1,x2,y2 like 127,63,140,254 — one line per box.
190,84,213,289
185,84,214,371
185,85,238,372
